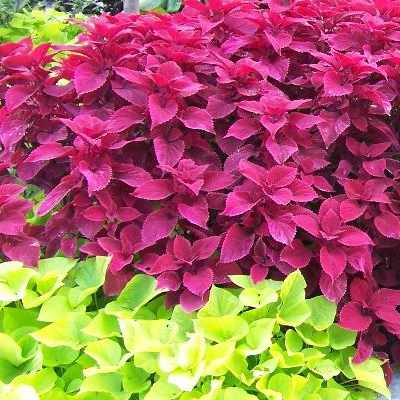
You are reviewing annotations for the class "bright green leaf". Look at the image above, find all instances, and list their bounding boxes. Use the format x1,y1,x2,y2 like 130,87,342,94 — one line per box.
41,345,79,367
31,313,92,350
23,258,77,309
350,358,390,399
285,329,303,354
239,287,278,308
328,324,357,350
120,319,180,353
317,388,350,400
239,318,275,355
0,262,36,305
38,295,77,322
204,341,235,375
11,368,57,394
120,361,150,394
82,312,120,339
84,339,122,368
198,287,243,317
2,308,43,334
196,316,249,343
143,378,181,400
308,359,341,380
105,275,162,319
306,296,336,331
68,257,109,307
79,372,122,395
296,324,329,347
277,270,310,327
226,351,254,386
0,334,25,366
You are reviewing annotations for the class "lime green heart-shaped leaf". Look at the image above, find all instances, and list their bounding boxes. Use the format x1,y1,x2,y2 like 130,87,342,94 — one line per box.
198,287,242,317
350,358,390,399
328,324,357,350
306,296,336,331
239,318,275,355
68,257,109,307
31,313,92,350
11,368,57,394
196,316,249,343
82,312,120,339
277,270,310,327
120,319,180,353
296,324,329,347
105,275,162,319
120,361,150,394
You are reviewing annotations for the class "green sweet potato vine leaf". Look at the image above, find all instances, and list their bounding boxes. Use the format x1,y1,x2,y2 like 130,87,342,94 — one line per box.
0,8,83,44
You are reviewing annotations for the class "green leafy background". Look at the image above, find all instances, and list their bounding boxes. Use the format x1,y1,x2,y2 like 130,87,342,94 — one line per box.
0,8,83,43
0,258,390,399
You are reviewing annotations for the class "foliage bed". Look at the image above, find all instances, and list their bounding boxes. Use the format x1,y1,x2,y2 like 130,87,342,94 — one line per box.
0,257,390,399
0,0,400,391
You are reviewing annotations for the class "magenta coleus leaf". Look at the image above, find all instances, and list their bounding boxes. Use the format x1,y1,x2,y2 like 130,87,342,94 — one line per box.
179,107,214,132
280,239,312,268
133,179,174,200
74,62,109,95
149,93,178,129
141,208,178,245
5,85,36,111
153,131,184,167
183,267,214,296
220,224,255,263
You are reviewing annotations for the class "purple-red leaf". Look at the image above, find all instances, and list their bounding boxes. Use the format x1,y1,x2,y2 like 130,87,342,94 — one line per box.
79,160,112,194
74,62,108,95
338,227,373,247
141,208,178,245
324,70,353,97
226,118,259,140
280,239,312,268
179,107,214,132
133,179,173,200
220,224,255,263
154,133,184,167
223,191,259,216
339,302,372,332
149,93,178,129
183,268,214,296
374,212,400,239
108,106,144,133
178,198,209,228
320,245,347,280
5,85,36,111
266,214,296,245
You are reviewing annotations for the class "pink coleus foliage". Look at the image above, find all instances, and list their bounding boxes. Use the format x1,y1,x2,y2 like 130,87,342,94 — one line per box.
0,182,39,266
339,277,400,363
1,0,400,363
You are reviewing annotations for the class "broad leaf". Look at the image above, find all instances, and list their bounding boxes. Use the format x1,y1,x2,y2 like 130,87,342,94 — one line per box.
277,270,310,326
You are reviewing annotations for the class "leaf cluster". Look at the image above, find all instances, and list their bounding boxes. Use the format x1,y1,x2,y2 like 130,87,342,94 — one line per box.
0,8,83,44
0,259,389,400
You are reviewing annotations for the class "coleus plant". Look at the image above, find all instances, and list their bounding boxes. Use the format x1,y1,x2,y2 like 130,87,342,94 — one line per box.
0,258,391,400
0,183,40,266
1,0,400,366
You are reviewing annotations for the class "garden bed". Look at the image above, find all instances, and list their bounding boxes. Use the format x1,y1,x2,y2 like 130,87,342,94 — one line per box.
0,0,399,398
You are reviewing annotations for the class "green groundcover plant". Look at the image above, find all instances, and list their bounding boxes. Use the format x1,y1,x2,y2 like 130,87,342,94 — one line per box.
0,257,390,400
0,8,83,43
